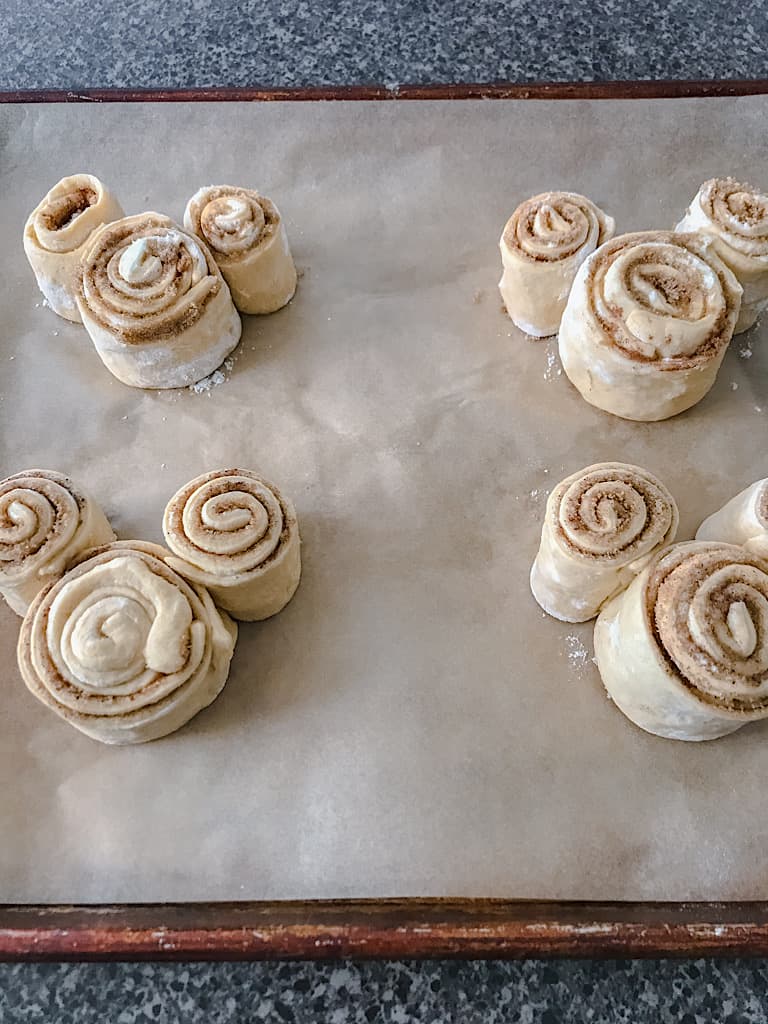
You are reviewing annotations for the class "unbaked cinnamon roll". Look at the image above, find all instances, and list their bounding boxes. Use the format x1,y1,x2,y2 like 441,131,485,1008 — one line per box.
162,469,300,621
530,462,678,622
594,542,768,741
23,173,124,322
499,191,614,337
77,212,241,389
0,469,115,616
558,231,742,421
17,540,237,745
676,177,768,333
696,479,768,557
184,186,297,314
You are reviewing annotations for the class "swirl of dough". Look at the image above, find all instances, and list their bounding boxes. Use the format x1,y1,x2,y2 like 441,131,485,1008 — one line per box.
499,191,614,337
505,192,610,262
558,231,742,420
696,479,768,558
196,190,269,257
77,212,241,388
0,470,115,616
595,542,768,740
17,540,237,744
530,462,678,622
163,469,301,621
184,186,297,314
676,177,768,333
23,173,124,322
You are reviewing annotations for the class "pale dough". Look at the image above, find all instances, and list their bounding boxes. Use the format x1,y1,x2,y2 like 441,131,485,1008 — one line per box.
558,231,742,421
0,469,115,616
676,177,768,334
594,541,768,741
184,186,297,315
17,540,237,744
163,469,301,621
23,173,124,322
530,462,678,622
696,478,768,551
499,191,614,337
77,212,242,389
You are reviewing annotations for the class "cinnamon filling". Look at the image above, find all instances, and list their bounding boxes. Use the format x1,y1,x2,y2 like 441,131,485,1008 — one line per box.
80,219,219,344
588,233,735,367
42,187,97,231
646,547,768,712
556,473,671,563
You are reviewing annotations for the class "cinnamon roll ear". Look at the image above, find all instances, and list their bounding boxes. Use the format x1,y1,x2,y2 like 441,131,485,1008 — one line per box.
77,212,242,389
558,231,742,421
184,186,297,315
499,191,615,337
163,469,301,622
676,177,768,333
23,174,124,322
0,470,115,616
696,480,768,554
17,541,237,745
594,542,768,741
530,462,678,623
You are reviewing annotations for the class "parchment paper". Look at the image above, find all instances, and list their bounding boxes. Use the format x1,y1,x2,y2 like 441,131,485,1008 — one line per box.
1,98,767,902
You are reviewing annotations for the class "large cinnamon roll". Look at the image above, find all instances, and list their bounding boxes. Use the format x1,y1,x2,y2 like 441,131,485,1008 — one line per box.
530,462,678,622
676,177,768,333
17,540,237,744
499,191,614,337
77,212,242,389
0,469,115,616
163,469,301,621
23,173,124,322
183,186,297,314
558,231,742,421
594,542,768,741
696,479,768,558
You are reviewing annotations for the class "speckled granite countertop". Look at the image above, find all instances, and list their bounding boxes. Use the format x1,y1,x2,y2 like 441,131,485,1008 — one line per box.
3,1,768,1020
2,0,767,89
3,959,768,1022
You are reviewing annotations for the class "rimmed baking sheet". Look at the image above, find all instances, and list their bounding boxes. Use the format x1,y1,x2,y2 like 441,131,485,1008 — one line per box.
1,94,767,908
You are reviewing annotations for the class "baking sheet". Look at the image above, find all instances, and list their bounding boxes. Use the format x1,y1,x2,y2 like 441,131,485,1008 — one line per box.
0,97,767,903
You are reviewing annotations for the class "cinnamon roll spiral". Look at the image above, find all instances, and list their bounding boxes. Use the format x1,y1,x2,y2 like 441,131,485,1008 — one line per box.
77,212,241,389
163,469,301,621
184,186,297,315
17,540,237,744
23,173,124,322
530,462,678,622
558,231,742,420
499,191,615,337
594,542,768,740
0,469,115,616
676,177,768,333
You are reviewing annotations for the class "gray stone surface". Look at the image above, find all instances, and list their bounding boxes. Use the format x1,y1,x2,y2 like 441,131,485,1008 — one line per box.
3,1,768,1020
2,958,768,1022
0,0,766,90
